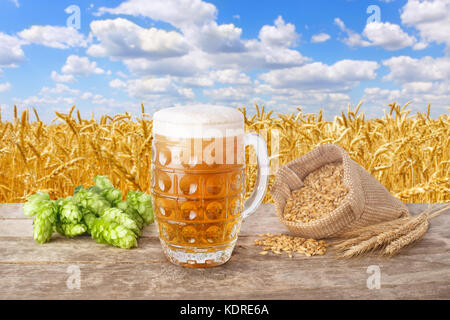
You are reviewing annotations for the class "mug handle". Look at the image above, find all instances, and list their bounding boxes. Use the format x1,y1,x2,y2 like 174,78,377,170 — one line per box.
242,132,270,219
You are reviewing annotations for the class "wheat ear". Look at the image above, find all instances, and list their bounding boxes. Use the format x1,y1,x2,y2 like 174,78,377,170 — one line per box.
383,219,429,256
338,213,428,258
335,204,449,258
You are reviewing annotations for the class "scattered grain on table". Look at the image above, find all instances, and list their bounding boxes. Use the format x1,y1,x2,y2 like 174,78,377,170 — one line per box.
254,233,327,257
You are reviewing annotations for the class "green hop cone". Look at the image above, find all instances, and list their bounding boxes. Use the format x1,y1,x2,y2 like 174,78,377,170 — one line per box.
73,188,110,216
117,201,144,230
57,197,83,224
32,201,57,244
102,208,141,237
83,211,97,232
103,221,138,249
56,222,87,238
93,175,114,190
23,192,51,217
126,190,154,225
93,176,122,206
84,212,137,249
102,188,122,206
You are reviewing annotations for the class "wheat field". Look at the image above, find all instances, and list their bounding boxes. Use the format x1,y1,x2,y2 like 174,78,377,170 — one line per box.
0,103,448,203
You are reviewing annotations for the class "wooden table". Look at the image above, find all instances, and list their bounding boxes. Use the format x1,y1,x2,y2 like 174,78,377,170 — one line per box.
0,203,449,300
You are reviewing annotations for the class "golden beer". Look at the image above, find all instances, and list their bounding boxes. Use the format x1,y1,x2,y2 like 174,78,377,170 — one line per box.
151,106,268,268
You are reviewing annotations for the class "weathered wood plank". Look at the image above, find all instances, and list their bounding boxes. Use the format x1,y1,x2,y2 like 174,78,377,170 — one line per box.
1,206,449,263
0,203,449,300
0,204,24,219
1,252,449,299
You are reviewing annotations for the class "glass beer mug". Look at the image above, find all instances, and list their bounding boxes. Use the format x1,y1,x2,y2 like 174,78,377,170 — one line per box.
151,105,269,268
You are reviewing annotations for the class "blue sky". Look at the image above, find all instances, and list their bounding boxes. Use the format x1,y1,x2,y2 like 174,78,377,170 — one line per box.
0,0,449,122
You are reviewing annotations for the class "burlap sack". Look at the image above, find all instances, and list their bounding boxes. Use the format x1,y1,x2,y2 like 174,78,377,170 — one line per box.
271,144,409,239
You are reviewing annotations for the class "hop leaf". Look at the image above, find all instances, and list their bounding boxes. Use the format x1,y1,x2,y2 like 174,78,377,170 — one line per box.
126,190,154,225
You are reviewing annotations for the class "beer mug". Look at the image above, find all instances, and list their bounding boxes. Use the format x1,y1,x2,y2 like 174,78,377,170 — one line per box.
151,106,269,268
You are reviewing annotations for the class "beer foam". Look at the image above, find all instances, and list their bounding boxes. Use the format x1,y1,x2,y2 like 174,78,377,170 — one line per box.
153,105,244,138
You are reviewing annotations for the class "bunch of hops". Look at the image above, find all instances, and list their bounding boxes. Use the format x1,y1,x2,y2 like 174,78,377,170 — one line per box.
23,176,154,249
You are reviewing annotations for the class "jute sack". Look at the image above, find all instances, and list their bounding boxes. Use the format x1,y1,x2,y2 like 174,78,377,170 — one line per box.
271,144,410,239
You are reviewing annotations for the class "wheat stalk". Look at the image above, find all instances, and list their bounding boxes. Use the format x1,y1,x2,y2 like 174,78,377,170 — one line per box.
334,204,450,257
0,104,448,202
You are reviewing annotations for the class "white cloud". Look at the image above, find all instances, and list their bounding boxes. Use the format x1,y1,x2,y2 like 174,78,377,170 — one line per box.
335,18,416,50
80,92,94,100
0,32,25,67
61,55,105,77
14,84,81,108
9,0,20,7
311,33,331,43
203,86,252,102
259,59,379,90
51,56,105,83
204,35,309,72
176,75,215,87
362,84,450,113
109,78,126,89
18,25,88,49
269,91,351,113
259,16,299,48
382,56,450,82
93,1,309,76
87,18,189,59
401,0,450,52
40,84,80,96
334,18,371,47
362,22,416,50
123,50,210,77
363,87,402,103
109,76,195,101
116,71,128,78
0,82,11,92
51,71,76,83
211,69,251,85
96,0,217,29
13,84,134,121
17,96,73,107
186,22,245,53
366,54,450,113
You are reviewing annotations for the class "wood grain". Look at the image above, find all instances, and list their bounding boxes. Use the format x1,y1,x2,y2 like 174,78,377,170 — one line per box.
0,203,449,300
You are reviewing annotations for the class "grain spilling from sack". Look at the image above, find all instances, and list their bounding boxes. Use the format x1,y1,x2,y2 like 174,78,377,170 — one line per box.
283,162,348,223
254,234,327,258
